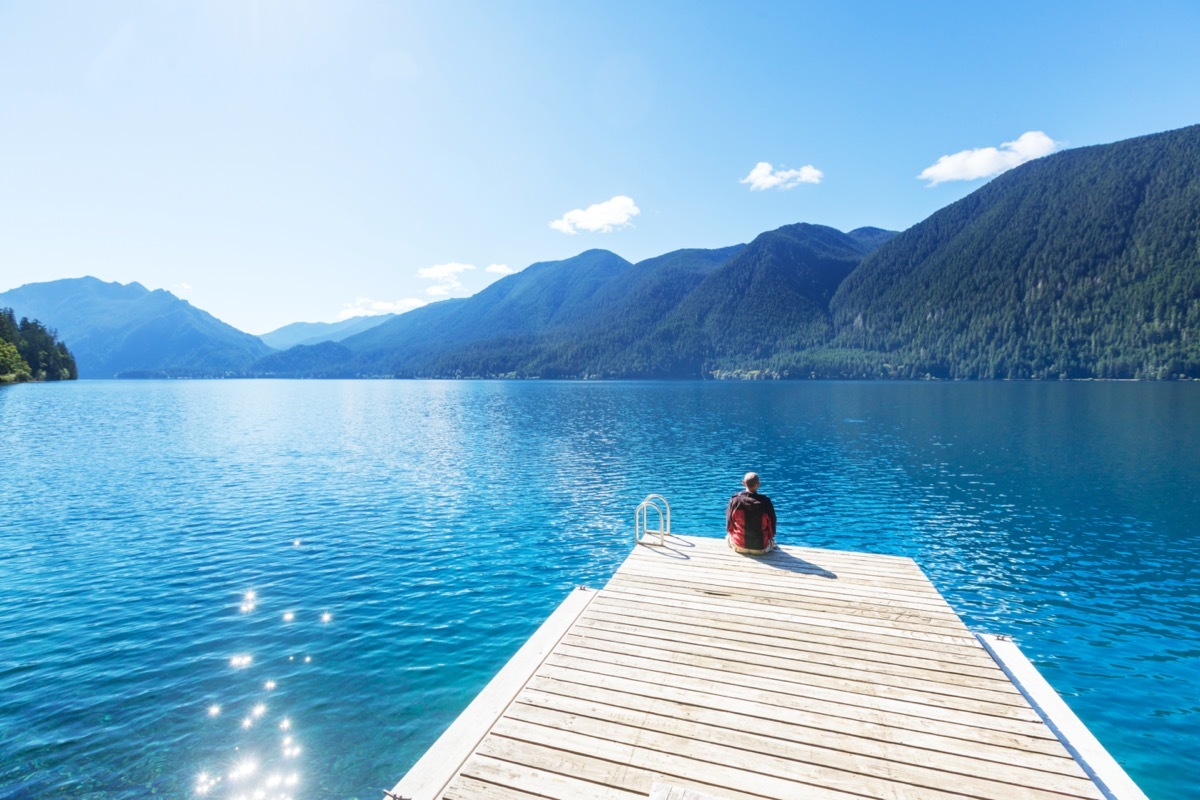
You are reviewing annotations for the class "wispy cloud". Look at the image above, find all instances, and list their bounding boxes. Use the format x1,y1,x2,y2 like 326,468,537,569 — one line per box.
486,263,516,275
918,131,1060,186
418,261,475,297
337,297,426,321
550,195,640,234
177,282,194,293
740,161,823,191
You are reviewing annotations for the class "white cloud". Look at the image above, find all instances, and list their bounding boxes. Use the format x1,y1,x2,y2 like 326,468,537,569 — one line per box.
918,131,1060,186
740,161,823,191
550,195,640,234
337,297,426,321
486,263,515,275
177,282,194,293
417,261,475,297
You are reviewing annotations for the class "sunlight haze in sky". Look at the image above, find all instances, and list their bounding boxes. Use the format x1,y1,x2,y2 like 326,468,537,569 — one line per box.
2,1,1199,333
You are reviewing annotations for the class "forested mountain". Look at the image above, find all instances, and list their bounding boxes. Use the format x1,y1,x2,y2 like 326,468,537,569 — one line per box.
828,123,1200,379
647,224,876,375
253,227,891,378
259,314,396,350
0,308,77,383
0,278,274,378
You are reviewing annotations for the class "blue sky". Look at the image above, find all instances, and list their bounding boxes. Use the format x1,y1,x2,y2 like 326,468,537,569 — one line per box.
2,1,1199,334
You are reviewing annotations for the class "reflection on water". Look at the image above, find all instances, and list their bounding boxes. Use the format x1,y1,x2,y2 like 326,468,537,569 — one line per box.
0,380,1197,800
195,586,326,800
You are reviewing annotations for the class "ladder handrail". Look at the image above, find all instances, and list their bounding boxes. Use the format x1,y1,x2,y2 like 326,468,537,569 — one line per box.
635,494,671,546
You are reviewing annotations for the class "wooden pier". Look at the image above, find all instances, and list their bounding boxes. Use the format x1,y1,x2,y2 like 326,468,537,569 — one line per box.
391,535,1143,800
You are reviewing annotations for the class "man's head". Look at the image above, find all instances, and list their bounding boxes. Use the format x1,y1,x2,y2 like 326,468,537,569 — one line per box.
742,472,760,491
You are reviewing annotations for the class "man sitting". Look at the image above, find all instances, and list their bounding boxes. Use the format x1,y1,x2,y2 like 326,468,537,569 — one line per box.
726,472,777,554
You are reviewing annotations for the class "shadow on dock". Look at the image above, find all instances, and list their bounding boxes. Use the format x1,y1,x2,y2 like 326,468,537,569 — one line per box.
637,534,838,579
752,547,839,579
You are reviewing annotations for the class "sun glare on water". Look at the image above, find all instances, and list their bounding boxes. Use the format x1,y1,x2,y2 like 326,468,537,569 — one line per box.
192,580,339,798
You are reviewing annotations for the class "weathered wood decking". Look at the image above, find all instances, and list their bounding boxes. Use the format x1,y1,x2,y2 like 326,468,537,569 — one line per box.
392,535,1141,800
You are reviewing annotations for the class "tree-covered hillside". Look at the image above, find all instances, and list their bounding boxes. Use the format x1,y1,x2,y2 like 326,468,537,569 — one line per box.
647,224,874,376
828,124,1200,379
0,308,77,383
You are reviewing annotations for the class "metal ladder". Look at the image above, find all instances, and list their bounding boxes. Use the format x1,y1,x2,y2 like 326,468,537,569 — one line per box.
635,494,671,546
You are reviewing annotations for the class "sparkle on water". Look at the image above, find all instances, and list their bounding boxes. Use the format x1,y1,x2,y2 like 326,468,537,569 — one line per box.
1,379,1197,800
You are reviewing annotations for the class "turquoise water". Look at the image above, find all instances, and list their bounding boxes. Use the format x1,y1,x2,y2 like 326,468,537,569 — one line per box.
1,380,1196,800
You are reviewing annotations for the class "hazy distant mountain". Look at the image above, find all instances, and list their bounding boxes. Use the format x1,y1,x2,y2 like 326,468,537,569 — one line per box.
259,314,396,350
0,278,273,378
827,123,1200,379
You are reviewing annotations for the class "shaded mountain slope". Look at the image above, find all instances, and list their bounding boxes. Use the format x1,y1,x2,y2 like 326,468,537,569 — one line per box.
432,245,747,378
642,224,877,375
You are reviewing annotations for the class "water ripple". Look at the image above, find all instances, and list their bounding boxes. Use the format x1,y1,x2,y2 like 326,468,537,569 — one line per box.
1,380,1197,799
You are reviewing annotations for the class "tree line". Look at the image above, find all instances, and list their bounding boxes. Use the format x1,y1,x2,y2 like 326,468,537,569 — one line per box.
0,308,77,383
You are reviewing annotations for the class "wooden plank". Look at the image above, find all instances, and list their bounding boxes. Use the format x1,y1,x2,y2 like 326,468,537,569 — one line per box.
612,563,959,614
601,583,981,646
575,610,1013,684
551,640,1044,726
543,651,1057,742
510,689,1102,800
649,783,730,800
443,772,558,800
391,587,597,800
487,716,871,800
607,572,971,634
527,667,1079,769
449,755,644,800
523,674,1087,778
588,595,1001,672
474,731,827,800
627,546,935,588
615,557,959,612
561,628,1026,709
565,620,1026,702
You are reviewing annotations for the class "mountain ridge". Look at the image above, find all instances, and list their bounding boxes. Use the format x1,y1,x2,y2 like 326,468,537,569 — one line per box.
0,277,274,378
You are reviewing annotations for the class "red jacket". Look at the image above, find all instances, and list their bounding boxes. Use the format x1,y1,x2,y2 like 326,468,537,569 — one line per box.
726,490,776,551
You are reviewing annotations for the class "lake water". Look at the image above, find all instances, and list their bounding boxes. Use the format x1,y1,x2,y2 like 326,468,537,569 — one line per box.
1,380,1196,800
